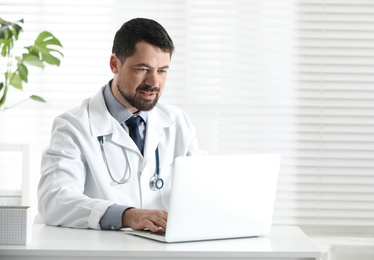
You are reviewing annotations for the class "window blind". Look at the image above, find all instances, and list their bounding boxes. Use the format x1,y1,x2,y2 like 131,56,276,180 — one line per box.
276,0,374,234
0,0,373,235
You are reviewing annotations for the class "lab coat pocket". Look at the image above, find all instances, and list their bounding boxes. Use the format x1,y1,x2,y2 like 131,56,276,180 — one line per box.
159,164,174,210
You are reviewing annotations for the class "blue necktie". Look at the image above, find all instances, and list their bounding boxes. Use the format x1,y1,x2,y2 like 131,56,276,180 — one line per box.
126,116,143,154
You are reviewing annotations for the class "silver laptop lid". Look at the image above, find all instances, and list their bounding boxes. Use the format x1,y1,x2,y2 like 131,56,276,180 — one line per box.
164,154,281,242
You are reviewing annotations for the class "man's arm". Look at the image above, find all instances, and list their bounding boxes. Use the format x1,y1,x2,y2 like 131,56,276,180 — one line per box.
38,115,113,229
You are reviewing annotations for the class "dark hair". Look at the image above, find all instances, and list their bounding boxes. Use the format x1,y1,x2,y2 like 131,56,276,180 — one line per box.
112,18,174,63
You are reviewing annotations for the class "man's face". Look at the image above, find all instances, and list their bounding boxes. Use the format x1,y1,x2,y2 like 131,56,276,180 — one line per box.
110,41,171,113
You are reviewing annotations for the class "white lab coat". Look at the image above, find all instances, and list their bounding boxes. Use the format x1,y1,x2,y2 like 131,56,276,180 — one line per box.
38,87,202,229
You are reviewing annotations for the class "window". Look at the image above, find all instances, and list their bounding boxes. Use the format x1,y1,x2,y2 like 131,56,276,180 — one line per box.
1,0,373,234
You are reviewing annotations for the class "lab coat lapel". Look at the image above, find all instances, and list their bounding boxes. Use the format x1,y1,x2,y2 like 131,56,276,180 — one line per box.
88,87,141,154
143,106,174,163
111,124,141,154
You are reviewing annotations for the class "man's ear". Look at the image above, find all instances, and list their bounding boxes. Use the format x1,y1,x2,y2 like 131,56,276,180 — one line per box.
110,54,120,74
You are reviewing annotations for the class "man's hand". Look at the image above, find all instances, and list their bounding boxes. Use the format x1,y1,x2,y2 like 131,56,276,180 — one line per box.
122,208,168,232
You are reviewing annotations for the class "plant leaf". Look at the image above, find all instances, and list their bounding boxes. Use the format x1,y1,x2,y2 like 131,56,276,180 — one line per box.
18,63,29,82
0,18,23,56
0,18,23,40
0,84,8,107
0,30,12,57
0,82,3,91
7,73,23,90
30,95,46,103
22,53,45,68
25,31,63,67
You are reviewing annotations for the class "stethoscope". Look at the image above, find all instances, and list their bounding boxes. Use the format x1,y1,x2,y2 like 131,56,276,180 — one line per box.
97,136,164,190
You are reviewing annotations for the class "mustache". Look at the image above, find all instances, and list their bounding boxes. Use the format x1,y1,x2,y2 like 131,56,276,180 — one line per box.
136,84,160,93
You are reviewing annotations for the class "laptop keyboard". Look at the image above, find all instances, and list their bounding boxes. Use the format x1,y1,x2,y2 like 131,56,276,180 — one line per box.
150,230,166,237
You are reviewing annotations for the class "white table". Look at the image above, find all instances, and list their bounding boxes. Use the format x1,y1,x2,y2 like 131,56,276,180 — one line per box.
0,224,321,260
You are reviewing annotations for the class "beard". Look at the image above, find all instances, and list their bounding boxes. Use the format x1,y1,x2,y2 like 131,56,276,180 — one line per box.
117,83,160,111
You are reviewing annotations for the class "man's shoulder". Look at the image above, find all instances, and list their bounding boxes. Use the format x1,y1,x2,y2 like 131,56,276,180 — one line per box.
153,102,194,128
154,102,188,120
59,87,104,120
155,102,182,113
58,97,91,120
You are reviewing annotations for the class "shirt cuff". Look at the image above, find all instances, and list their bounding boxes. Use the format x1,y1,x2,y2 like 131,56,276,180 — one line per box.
99,204,130,230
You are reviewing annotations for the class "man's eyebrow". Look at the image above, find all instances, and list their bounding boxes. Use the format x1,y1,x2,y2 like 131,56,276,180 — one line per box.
134,63,152,68
159,65,170,70
134,63,169,69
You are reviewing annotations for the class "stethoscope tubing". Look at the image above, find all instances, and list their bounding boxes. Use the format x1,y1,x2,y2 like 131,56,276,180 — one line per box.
98,136,131,185
98,136,163,189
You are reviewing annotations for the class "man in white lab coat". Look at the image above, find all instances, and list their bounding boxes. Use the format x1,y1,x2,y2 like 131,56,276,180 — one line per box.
38,18,203,231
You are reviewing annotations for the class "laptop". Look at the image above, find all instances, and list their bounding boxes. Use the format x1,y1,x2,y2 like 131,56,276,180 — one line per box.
126,153,280,243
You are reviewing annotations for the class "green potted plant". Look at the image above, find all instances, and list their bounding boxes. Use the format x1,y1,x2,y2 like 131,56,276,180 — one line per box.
0,18,63,111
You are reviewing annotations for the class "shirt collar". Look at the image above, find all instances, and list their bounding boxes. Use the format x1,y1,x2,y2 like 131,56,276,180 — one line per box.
103,80,148,124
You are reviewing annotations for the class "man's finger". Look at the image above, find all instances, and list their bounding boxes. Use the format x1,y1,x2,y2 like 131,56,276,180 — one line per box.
122,208,168,231
151,215,167,230
145,220,165,233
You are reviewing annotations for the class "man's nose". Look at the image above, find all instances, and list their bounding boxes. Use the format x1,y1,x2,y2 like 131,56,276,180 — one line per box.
145,72,159,88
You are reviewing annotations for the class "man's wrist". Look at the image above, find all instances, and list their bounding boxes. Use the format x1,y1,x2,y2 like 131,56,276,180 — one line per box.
122,207,135,227
100,204,130,230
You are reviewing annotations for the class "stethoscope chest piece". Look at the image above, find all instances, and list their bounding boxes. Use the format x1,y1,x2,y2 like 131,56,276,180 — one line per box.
149,175,164,191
